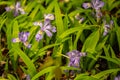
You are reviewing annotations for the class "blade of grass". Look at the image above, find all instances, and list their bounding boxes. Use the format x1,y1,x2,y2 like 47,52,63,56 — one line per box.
31,66,56,80
46,0,55,13
81,29,100,53
12,45,36,77
93,68,120,79
54,0,64,36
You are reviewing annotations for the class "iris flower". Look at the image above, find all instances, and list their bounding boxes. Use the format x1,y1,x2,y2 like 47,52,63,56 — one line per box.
91,0,104,10
66,50,86,71
12,32,31,48
5,2,25,16
75,14,84,23
82,0,104,10
34,20,56,41
33,14,56,41
114,74,120,80
103,20,114,36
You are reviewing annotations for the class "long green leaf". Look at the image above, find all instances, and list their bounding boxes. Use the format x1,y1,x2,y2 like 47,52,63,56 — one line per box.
82,29,100,53
12,46,36,77
75,74,98,80
116,26,120,51
99,56,120,65
93,68,120,79
46,0,55,13
55,1,64,36
31,66,56,80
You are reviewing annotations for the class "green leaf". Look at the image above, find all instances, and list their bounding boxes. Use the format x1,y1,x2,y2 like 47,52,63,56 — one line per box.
60,66,80,71
109,1,120,11
31,66,56,80
46,0,55,13
116,26,120,51
75,74,98,80
25,1,37,13
55,1,64,36
58,25,92,41
12,46,36,77
6,20,12,49
96,36,108,51
46,72,54,80
12,20,19,39
7,74,17,80
29,5,40,20
82,29,100,53
103,46,110,57
54,67,62,80
93,68,120,79
99,56,120,65
0,13,6,31
73,24,86,49
0,1,11,5
32,43,60,61
40,56,54,70
11,20,19,70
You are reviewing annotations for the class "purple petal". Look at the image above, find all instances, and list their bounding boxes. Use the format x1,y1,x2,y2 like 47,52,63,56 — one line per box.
33,22,43,27
96,10,102,18
14,10,19,16
35,33,43,41
27,44,31,48
97,1,104,8
105,24,110,28
23,42,31,48
110,20,114,25
114,77,119,80
82,3,91,9
103,29,108,36
44,14,55,20
79,18,84,23
19,32,29,42
25,32,30,36
18,8,25,14
92,0,104,10
12,38,20,43
44,24,52,30
44,30,52,37
80,52,86,56
16,2,21,9
51,27,56,32
5,7,11,11
26,75,31,80
43,20,51,28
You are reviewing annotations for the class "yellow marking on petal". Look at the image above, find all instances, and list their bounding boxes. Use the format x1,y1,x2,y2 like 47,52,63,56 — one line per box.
87,3,92,7
38,30,43,35
15,38,21,42
10,5,14,9
49,15,54,20
24,42,29,47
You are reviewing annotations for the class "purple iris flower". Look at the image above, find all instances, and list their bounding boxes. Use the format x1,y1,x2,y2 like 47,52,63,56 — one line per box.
96,10,103,18
103,20,114,36
75,14,84,23
34,20,56,41
26,74,30,80
66,50,86,70
5,2,25,16
82,0,104,10
33,14,56,41
91,0,104,10
18,32,29,42
12,32,31,48
44,14,55,21
114,74,120,80
82,3,92,9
